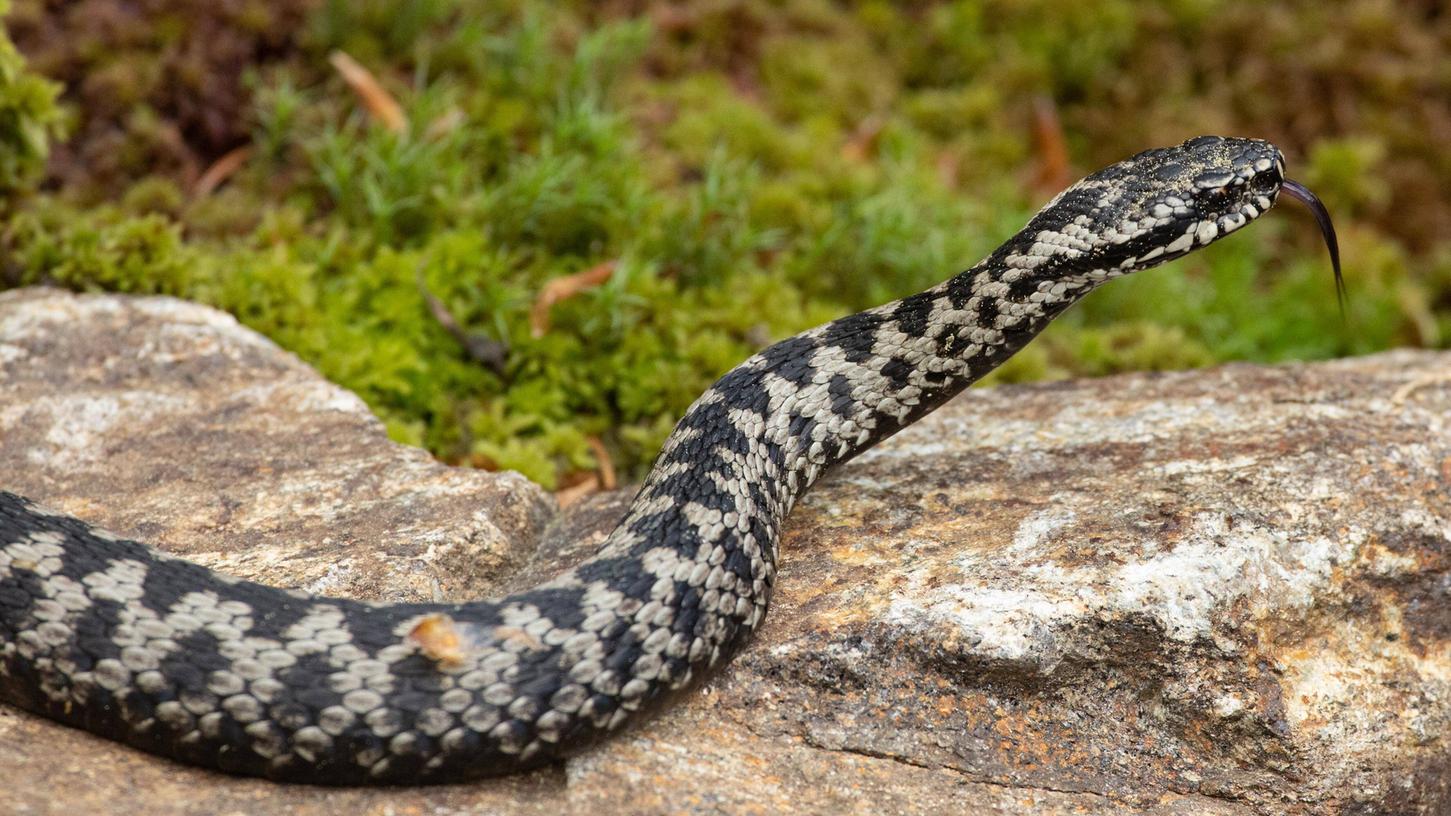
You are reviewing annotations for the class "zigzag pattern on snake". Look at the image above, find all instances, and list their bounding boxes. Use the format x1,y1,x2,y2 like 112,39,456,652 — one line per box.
0,136,1338,784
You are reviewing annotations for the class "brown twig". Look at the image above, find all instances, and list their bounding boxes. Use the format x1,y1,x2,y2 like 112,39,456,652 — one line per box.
417,273,509,375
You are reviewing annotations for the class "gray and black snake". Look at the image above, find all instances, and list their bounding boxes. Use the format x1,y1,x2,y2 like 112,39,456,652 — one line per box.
0,136,1341,784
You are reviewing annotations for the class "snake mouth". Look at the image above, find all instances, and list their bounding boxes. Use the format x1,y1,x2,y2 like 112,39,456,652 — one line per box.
1279,178,1346,316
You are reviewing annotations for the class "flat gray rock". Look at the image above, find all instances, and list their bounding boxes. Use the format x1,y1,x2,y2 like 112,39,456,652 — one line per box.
2,287,1448,815
0,288,556,602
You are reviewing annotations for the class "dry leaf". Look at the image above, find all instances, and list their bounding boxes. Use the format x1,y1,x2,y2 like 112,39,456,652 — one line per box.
1392,373,1451,405
529,261,617,338
425,108,466,141
1032,95,1072,195
330,50,407,133
651,3,697,33
555,474,601,508
841,114,885,162
586,436,617,490
935,149,962,190
193,145,252,198
406,614,469,668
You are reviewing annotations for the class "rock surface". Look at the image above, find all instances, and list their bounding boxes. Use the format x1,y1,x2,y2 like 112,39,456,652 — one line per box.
0,288,556,603
2,287,1449,815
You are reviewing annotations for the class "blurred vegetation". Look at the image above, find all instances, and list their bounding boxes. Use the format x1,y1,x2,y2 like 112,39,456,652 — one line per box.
0,0,62,196
1,0,1448,489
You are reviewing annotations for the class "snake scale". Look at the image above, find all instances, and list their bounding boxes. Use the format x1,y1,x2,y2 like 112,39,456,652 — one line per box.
0,136,1340,784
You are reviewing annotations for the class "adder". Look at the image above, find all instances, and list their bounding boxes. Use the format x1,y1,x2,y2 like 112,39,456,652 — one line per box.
0,135,1341,784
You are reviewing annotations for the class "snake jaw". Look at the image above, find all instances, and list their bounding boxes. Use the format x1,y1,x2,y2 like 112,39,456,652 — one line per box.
1278,178,1347,317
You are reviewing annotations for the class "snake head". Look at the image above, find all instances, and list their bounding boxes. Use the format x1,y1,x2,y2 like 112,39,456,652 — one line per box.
1002,135,1341,306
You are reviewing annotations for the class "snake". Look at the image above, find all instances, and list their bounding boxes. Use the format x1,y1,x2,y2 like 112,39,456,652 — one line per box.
0,136,1341,785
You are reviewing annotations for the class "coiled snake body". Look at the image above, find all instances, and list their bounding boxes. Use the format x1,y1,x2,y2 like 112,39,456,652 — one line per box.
0,137,1337,784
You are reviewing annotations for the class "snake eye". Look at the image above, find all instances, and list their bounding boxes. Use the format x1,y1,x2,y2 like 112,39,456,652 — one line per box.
1249,172,1279,193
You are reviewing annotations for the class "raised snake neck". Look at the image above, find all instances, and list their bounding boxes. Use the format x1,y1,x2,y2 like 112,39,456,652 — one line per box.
1,136,1289,784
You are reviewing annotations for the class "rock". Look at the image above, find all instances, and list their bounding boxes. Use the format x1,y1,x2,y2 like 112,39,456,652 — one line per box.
2,286,1449,815
0,288,556,603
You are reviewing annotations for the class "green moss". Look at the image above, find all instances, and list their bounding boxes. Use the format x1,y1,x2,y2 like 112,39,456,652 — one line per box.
5,0,316,194
3,205,194,294
0,0,63,198
3,0,1449,490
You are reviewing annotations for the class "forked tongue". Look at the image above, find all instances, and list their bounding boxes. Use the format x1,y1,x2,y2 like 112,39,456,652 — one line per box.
1279,178,1346,318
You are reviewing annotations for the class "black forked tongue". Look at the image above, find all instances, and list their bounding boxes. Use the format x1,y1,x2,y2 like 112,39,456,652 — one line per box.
1280,178,1346,319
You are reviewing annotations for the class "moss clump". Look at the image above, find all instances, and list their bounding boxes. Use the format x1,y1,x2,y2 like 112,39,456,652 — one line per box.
3,204,193,294
2,1,1449,490
0,0,62,197
5,0,315,195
